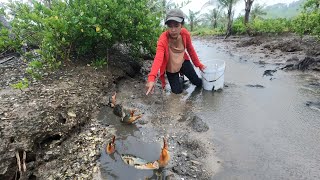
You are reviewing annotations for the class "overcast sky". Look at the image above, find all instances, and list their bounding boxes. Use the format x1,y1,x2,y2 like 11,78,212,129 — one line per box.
178,0,299,16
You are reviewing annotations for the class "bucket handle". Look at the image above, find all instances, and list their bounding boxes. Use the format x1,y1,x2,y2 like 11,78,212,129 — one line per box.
202,72,224,82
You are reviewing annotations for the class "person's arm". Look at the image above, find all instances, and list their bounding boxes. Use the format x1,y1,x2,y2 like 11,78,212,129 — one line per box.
185,32,205,71
146,37,165,95
148,40,165,82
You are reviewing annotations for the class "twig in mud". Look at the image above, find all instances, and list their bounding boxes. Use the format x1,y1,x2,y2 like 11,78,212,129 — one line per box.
0,50,8,58
15,170,18,180
15,151,21,172
161,89,164,111
22,151,26,172
0,56,15,64
77,117,81,134
161,88,165,114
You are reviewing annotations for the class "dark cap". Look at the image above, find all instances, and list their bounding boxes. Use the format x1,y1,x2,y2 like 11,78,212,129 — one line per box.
165,8,185,24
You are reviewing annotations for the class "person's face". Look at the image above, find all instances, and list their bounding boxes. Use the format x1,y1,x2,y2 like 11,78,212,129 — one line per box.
167,20,182,39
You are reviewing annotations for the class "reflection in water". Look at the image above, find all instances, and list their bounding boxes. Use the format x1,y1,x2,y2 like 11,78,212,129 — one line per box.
100,136,166,180
98,106,140,138
98,105,168,179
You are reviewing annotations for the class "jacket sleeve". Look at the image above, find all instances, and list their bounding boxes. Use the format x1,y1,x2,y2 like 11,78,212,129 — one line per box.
148,37,165,82
185,31,204,69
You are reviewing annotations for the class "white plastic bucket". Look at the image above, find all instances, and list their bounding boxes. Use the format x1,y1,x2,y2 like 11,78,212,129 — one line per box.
201,60,225,91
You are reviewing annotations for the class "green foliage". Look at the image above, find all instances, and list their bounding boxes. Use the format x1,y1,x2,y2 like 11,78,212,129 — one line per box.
251,18,292,34
232,16,246,34
28,59,43,69
232,16,292,35
10,78,29,91
191,27,224,36
303,0,320,11
23,50,47,80
0,27,18,52
6,0,162,69
293,13,308,38
293,0,320,39
0,8,21,53
26,60,44,80
230,0,319,38
91,58,107,69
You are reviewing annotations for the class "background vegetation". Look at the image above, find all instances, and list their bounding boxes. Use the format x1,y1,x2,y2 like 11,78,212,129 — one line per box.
263,0,305,19
1,0,164,80
191,0,319,39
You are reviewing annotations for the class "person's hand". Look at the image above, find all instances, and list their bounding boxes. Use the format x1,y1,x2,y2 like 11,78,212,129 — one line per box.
199,65,206,72
145,81,155,95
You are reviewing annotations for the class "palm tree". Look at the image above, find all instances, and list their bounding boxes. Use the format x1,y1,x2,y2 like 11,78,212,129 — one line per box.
250,3,266,20
218,12,229,30
202,6,222,28
187,9,200,31
148,0,191,21
202,0,240,38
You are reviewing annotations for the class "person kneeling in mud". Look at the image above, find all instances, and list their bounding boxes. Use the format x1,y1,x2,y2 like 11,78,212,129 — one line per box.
145,8,206,95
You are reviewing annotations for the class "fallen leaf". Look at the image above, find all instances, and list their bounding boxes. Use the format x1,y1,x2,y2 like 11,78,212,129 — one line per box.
67,111,76,117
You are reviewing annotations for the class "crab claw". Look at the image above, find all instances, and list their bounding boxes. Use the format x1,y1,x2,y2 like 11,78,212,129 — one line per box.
121,108,142,124
158,137,170,167
106,135,116,154
130,109,137,117
127,114,142,124
108,92,117,108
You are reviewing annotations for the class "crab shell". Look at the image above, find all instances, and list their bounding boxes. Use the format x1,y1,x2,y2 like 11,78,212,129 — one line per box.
121,154,159,170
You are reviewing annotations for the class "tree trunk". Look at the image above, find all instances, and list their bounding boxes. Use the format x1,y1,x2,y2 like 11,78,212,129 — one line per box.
213,19,217,29
244,0,254,24
190,21,193,31
47,0,52,9
225,1,233,39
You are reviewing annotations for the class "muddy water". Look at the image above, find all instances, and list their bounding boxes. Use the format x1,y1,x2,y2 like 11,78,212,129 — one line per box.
194,40,320,180
97,39,319,180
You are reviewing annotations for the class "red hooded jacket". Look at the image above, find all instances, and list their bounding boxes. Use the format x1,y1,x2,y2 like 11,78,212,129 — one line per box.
147,28,204,88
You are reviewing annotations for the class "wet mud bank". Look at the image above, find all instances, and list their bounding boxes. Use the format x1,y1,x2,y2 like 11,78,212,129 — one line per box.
196,34,320,111
0,63,114,179
0,48,142,179
196,34,320,71
0,46,219,179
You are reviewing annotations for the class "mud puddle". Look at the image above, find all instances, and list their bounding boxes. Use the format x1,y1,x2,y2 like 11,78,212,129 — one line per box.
100,135,163,180
95,75,219,179
97,105,165,179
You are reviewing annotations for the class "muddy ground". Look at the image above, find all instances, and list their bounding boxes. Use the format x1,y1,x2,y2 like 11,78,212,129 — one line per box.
196,34,320,97
200,34,320,72
0,34,319,180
